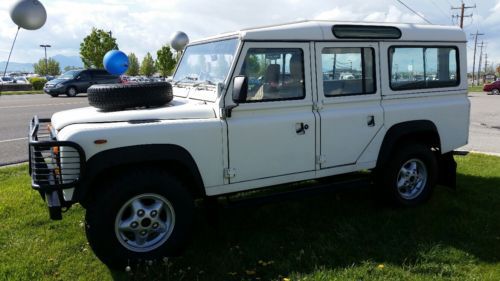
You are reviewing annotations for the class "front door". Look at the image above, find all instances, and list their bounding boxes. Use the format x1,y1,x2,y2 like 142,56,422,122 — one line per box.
225,42,316,183
314,42,383,168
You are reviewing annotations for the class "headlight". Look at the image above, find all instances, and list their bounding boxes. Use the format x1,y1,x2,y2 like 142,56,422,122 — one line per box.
54,83,63,88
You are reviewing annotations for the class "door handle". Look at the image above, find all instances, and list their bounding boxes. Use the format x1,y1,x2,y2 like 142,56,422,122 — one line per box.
295,122,309,135
367,115,375,127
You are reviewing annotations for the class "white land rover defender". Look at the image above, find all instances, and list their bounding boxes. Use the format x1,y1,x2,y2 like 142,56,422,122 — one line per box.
28,21,470,268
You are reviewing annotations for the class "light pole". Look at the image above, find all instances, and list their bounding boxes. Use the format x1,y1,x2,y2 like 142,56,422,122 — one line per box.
40,44,51,75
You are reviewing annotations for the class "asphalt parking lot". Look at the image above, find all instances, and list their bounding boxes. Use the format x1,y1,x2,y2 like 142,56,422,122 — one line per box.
0,92,498,166
0,94,88,165
461,92,500,155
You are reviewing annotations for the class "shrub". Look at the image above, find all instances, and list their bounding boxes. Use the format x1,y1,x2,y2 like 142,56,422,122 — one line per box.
28,77,48,90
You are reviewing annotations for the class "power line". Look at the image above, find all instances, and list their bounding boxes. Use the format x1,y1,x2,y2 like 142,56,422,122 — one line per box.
395,0,432,24
425,0,452,24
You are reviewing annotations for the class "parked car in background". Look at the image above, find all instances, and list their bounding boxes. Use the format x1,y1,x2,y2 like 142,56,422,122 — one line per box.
483,81,500,95
0,76,16,84
44,69,120,97
13,77,30,84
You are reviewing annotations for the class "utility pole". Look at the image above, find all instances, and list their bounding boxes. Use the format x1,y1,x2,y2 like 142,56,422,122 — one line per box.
477,41,484,86
451,2,475,29
39,44,51,75
484,53,488,75
471,31,484,85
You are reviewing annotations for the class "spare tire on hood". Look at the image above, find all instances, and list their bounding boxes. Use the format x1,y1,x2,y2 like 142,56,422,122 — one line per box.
87,82,173,111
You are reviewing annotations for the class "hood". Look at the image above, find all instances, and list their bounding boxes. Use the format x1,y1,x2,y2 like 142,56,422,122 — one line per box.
51,98,217,130
47,78,67,85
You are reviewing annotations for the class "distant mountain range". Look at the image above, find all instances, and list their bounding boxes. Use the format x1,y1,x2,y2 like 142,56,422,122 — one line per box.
0,55,84,73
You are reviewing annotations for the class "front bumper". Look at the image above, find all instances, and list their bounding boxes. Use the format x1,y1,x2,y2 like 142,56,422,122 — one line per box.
43,86,66,94
29,116,86,220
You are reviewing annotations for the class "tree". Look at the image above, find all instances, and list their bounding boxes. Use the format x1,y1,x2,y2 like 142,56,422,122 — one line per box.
127,53,140,76
140,52,156,77
79,28,118,68
63,66,82,72
33,58,60,76
155,45,177,77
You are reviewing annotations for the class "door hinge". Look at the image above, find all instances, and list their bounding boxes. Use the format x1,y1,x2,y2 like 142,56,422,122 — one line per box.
224,168,236,178
316,155,326,165
313,101,323,111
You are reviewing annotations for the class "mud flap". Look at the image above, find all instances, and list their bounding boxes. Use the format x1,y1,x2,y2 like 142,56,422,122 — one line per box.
437,152,457,189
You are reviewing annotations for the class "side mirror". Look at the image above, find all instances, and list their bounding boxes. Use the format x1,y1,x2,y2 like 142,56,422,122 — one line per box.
232,75,248,103
76,76,81,80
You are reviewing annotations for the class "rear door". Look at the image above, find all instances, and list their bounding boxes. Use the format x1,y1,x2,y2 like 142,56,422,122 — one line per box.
314,42,383,168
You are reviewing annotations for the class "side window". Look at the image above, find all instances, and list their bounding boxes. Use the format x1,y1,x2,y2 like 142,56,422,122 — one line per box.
93,70,111,79
238,48,305,102
321,47,375,96
79,72,90,80
389,47,459,90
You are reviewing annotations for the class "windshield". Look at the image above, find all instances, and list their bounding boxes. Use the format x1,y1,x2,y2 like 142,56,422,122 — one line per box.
173,38,238,85
58,70,79,79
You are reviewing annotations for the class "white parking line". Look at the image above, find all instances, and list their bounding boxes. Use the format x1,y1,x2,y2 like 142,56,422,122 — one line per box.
0,102,86,110
0,137,28,143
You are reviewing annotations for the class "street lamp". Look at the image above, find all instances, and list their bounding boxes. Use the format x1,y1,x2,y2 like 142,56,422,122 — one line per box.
40,44,51,75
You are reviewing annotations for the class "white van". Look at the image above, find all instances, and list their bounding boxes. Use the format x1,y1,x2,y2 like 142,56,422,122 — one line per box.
29,21,469,268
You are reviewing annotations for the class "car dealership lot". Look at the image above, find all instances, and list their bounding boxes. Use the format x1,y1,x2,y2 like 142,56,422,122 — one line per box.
0,91,498,166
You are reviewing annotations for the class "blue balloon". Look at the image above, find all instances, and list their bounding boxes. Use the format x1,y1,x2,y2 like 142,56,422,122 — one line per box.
103,50,128,75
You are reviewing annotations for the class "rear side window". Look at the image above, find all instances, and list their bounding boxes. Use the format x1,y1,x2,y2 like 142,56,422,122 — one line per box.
321,47,375,96
389,47,459,90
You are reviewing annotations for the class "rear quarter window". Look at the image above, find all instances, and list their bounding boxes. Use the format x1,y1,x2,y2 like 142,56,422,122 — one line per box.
389,46,459,91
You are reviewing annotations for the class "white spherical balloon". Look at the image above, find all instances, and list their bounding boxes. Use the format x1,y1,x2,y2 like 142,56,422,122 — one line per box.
10,0,47,30
170,31,189,51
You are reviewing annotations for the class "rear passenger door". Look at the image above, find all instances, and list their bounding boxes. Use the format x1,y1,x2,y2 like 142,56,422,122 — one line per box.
314,42,383,168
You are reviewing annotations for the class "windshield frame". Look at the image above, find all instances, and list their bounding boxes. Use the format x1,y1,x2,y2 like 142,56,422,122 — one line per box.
172,37,241,87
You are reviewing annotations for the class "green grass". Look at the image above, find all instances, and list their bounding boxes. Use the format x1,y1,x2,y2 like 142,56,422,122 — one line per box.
0,90,44,95
1,154,499,281
468,85,484,93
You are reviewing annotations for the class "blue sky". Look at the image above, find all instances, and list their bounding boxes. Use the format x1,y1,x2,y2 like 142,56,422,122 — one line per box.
1,0,499,71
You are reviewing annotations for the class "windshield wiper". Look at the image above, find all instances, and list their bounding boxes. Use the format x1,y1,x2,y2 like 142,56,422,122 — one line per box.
193,80,216,87
173,75,198,85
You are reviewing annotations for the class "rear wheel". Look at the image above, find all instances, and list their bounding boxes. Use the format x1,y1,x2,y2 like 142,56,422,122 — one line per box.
377,143,437,206
85,168,194,270
492,89,499,95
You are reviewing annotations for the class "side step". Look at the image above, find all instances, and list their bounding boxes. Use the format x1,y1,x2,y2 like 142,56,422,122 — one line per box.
221,175,372,209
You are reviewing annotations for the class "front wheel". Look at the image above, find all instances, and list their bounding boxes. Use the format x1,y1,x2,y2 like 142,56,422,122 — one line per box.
66,86,77,97
492,89,499,95
377,143,437,206
85,168,194,269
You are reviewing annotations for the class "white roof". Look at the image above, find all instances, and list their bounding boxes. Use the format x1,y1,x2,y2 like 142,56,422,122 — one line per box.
192,20,466,44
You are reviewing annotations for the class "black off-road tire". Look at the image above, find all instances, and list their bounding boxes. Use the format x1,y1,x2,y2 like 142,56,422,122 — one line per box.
87,82,173,111
377,143,438,206
85,167,194,270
